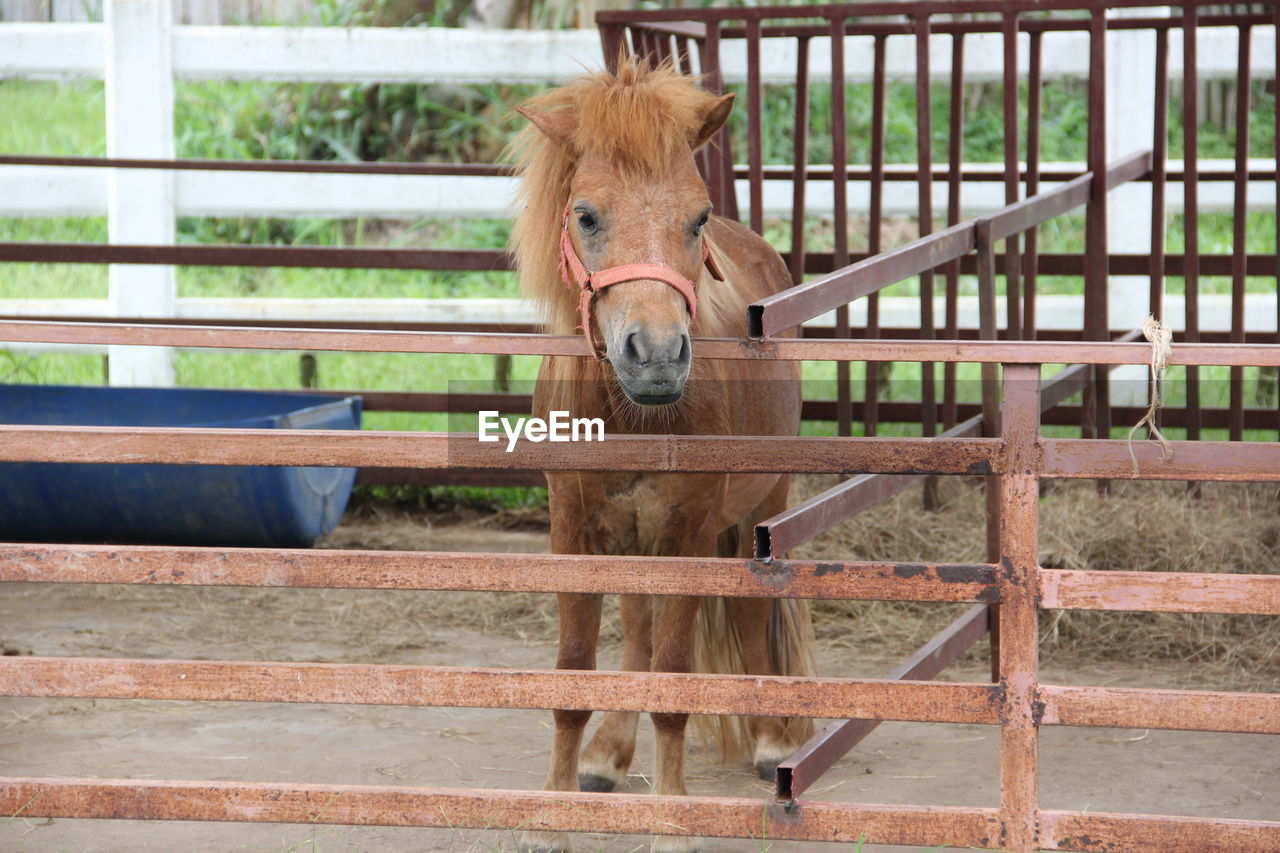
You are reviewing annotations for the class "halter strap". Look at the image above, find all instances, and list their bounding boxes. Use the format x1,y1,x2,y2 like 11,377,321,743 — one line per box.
557,204,723,361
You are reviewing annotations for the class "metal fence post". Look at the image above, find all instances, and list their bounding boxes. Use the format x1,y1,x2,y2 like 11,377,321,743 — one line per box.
997,362,1042,852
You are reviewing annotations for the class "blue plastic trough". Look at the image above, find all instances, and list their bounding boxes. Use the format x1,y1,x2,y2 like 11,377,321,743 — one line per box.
0,385,362,548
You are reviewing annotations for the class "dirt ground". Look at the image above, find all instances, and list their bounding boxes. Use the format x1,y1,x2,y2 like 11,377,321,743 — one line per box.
1,510,1276,853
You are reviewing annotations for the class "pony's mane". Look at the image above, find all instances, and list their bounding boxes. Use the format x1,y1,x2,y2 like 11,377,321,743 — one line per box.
506,59,734,338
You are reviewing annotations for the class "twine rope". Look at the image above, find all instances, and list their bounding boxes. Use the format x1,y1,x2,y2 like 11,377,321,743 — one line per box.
1126,314,1175,477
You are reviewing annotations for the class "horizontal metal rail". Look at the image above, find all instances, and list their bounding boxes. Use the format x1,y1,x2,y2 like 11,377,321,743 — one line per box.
3,657,1273,734
0,154,510,176
1042,438,1280,481
0,657,1000,723
597,0,1253,24
1038,685,1280,734
0,248,1272,278
3,777,1278,851
4,151,1266,184
0,425,1000,474
5,427,1280,481
1040,569,1280,615
3,777,1276,852
0,242,509,271
0,544,998,603
6,319,1280,365
0,778,1005,848
1036,809,1280,852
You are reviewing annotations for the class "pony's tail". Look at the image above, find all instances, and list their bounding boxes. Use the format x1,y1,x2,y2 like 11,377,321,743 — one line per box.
690,596,817,763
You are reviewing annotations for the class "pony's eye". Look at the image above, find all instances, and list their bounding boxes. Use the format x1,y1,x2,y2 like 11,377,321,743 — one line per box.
577,212,597,234
693,212,710,235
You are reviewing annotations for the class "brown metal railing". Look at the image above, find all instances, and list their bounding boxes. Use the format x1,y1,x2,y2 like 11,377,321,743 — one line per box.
1,332,1278,851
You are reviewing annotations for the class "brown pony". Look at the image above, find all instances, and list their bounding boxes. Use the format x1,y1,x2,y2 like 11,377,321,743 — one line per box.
509,59,814,853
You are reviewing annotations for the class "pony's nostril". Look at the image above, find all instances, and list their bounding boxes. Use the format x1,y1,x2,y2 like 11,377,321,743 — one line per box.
624,332,647,366
619,327,688,369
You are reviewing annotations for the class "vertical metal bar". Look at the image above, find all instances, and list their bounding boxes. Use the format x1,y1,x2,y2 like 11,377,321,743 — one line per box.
944,32,965,430
977,221,1001,438
649,30,665,69
1024,30,1042,340
1183,4,1202,442
831,16,852,437
636,28,654,66
696,26,720,88
676,33,702,187
1151,27,1169,324
915,13,938,509
653,30,672,69
1085,9,1110,448
1151,25,1169,438
979,213,1003,673
693,30,717,207
865,33,888,438
675,35,694,76
747,17,764,236
599,23,628,72
997,362,1042,853
700,23,738,222
1275,3,1279,439
788,37,812,287
1003,12,1023,341
1229,24,1251,442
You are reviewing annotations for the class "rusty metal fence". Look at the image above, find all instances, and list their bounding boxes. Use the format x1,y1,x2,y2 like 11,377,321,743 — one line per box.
1,317,1278,852
1,0,1279,850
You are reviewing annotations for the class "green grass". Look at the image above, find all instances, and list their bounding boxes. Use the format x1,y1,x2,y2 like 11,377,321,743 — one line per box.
0,80,104,156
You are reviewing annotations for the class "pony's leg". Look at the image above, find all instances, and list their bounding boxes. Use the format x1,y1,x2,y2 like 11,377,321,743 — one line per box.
518,591,603,853
578,593,653,792
649,594,704,853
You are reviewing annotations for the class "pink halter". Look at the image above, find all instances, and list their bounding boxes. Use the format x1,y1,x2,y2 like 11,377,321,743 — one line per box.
558,203,724,360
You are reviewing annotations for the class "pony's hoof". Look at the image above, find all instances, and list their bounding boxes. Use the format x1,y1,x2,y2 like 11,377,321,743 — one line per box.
577,773,617,793
518,830,572,853
753,739,794,781
754,758,781,781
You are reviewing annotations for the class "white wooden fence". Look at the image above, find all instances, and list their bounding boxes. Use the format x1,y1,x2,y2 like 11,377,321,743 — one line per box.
0,1,1276,389
1,0,311,25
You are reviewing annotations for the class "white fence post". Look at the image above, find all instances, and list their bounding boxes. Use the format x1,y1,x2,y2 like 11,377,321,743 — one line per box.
1106,7,1163,405
105,0,176,387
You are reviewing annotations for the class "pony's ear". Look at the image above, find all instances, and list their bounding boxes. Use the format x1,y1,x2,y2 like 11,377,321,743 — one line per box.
516,106,577,145
689,93,735,150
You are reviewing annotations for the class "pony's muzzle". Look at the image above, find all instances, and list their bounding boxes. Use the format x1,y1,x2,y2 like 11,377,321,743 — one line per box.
609,322,692,405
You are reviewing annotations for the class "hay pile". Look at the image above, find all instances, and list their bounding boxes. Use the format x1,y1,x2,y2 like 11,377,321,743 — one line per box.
792,476,1280,691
